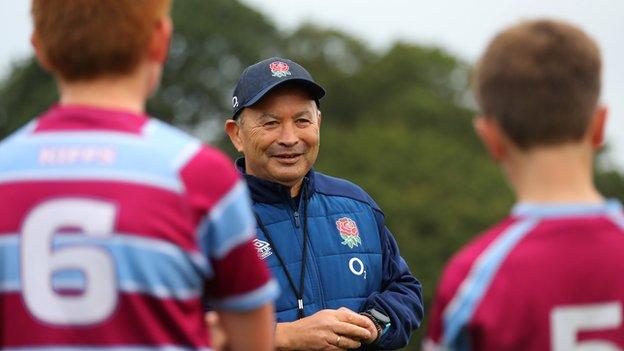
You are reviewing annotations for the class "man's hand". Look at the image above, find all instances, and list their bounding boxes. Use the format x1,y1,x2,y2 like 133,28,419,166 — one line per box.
275,307,376,350
360,314,379,344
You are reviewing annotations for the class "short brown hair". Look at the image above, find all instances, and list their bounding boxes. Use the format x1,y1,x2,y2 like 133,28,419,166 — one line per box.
474,19,601,149
32,0,171,82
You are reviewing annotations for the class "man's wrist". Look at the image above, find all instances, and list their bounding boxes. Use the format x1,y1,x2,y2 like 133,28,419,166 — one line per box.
274,322,293,350
360,308,391,344
360,312,382,343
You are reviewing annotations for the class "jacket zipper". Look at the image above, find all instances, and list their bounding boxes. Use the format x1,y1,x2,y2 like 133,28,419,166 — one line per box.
307,240,327,309
293,210,301,228
295,195,327,310
288,179,327,312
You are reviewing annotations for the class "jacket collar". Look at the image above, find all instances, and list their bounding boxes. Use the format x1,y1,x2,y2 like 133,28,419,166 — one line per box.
235,158,315,204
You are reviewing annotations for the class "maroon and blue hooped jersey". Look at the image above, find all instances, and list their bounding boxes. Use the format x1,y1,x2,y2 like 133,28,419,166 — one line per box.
425,201,624,351
0,105,278,350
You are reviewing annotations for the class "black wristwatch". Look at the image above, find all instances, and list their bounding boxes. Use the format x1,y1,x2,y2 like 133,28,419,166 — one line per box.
360,307,391,343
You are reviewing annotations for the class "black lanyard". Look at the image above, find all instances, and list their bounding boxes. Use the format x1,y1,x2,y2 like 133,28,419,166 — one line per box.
253,187,309,320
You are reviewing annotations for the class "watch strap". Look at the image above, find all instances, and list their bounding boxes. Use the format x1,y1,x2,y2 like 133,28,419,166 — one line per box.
360,309,390,343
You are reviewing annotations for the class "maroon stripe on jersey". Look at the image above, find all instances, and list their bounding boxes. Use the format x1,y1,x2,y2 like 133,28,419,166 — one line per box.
0,292,210,347
0,181,199,251
34,105,148,134
207,239,272,299
179,147,240,225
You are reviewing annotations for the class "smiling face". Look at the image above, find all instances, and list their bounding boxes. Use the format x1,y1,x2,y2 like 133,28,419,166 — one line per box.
225,84,321,192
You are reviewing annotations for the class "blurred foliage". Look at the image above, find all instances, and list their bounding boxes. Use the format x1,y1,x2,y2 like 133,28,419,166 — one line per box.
1,0,624,349
0,57,56,135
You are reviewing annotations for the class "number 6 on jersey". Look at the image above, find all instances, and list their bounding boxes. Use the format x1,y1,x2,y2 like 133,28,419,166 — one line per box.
21,198,118,325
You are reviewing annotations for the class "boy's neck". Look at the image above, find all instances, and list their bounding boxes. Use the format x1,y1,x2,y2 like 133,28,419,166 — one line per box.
505,142,603,204
58,66,151,114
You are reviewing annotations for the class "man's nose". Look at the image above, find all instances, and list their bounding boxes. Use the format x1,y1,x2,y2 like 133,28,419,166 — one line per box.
277,122,299,147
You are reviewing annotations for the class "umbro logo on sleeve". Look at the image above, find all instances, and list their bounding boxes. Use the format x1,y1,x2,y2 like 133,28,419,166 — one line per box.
252,238,273,260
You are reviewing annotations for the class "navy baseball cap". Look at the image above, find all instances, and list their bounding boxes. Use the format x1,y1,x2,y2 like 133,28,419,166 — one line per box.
231,57,326,119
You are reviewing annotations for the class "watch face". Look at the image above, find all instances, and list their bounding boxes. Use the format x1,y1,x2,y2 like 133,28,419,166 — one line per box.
369,308,391,324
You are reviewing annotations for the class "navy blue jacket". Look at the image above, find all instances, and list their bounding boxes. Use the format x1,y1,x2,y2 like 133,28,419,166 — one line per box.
237,159,424,349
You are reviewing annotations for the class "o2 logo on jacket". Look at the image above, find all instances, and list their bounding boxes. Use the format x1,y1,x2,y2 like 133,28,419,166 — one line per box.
349,257,367,279
336,217,362,249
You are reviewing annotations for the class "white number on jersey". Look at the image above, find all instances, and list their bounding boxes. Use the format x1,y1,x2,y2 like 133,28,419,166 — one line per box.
551,302,622,351
21,198,118,325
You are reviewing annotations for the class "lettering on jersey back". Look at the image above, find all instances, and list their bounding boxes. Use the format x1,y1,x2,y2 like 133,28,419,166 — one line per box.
38,146,117,166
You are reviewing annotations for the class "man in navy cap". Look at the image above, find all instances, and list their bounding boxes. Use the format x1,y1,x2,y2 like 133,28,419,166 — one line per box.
224,57,424,350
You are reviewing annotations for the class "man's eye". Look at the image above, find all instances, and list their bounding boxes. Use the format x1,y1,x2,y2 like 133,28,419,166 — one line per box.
296,119,312,125
263,121,279,127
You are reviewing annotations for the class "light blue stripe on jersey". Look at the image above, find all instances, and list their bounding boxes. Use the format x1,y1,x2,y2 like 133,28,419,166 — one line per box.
209,278,280,312
0,236,19,292
512,199,623,218
0,120,36,148
142,119,203,172
609,211,624,231
197,181,256,260
0,170,183,193
0,234,208,300
0,119,201,193
441,218,539,349
0,346,212,351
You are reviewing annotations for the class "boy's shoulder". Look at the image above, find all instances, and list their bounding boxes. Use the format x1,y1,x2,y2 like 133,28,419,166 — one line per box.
439,217,520,292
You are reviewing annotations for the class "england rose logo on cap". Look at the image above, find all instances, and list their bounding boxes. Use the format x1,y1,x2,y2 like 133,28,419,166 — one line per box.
269,61,291,78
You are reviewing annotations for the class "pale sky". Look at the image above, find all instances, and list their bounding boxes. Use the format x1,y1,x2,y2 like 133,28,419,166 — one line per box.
1,0,622,168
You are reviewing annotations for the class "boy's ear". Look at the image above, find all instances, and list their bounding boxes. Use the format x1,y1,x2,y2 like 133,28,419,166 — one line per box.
149,17,173,64
473,116,507,162
31,32,53,72
224,119,244,153
587,105,608,149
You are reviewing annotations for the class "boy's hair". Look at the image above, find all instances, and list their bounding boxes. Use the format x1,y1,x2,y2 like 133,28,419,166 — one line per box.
474,19,601,149
32,0,172,82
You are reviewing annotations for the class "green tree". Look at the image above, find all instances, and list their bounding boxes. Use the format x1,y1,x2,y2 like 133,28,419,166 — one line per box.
0,59,56,137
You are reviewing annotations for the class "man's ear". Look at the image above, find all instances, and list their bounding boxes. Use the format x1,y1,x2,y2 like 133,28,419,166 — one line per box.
587,105,608,149
224,119,244,153
31,32,53,72
473,116,507,162
148,17,173,64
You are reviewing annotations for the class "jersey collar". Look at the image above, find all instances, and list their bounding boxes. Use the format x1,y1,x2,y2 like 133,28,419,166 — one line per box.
511,199,622,218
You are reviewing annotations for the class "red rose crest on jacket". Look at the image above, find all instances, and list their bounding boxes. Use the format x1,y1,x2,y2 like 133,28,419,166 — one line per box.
336,217,362,249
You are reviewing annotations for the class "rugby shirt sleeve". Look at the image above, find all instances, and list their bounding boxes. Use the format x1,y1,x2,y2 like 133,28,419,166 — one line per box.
424,245,479,351
180,146,279,311
424,263,456,351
